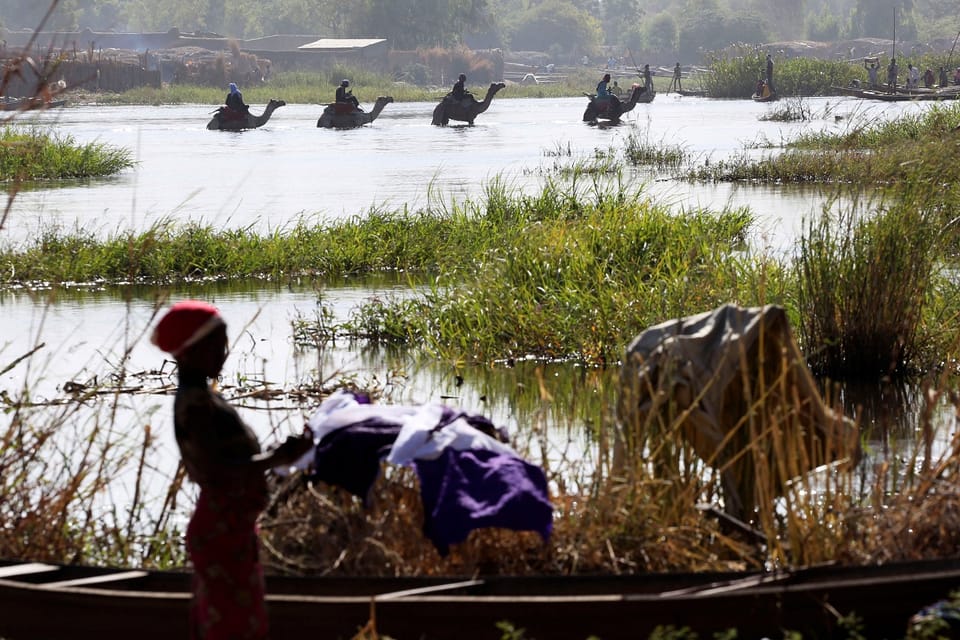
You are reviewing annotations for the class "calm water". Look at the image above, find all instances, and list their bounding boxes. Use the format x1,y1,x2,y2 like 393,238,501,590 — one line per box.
5,95,930,248
1,95,947,483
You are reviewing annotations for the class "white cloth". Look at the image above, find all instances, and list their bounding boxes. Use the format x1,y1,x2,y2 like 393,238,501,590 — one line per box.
284,389,420,472
387,404,517,465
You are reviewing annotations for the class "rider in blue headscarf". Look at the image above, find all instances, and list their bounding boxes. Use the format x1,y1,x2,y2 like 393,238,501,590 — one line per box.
225,82,249,114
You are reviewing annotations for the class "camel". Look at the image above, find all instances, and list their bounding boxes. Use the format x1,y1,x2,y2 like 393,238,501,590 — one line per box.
582,84,653,124
432,82,506,126
207,98,286,131
316,96,394,129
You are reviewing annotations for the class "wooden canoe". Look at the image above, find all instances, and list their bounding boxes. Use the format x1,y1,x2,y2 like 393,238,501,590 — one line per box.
830,85,960,101
0,96,66,111
2,557,960,638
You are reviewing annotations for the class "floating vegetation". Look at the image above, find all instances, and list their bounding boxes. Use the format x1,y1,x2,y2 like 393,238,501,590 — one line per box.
758,96,813,122
0,126,134,181
622,129,690,169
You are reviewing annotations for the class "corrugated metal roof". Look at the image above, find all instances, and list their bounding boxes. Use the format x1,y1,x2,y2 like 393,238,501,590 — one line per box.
299,39,386,50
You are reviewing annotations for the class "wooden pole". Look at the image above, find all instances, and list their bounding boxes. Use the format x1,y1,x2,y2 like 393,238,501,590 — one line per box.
946,29,960,71
891,6,897,90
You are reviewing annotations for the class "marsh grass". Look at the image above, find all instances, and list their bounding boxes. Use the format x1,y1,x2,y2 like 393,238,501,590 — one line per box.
622,129,690,170
0,180,774,369
703,46,861,99
0,313,188,568
0,126,133,181
688,101,960,188
295,181,770,367
758,97,814,122
790,101,960,150
0,212,460,285
797,196,945,379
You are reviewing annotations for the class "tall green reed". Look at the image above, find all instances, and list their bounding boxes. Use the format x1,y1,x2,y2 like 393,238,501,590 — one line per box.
796,194,943,379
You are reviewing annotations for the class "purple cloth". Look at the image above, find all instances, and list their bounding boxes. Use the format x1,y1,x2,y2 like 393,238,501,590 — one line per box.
413,448,553,556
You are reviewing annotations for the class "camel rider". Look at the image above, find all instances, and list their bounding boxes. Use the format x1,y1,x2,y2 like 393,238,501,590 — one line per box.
450,73,475,104
596,73,620,110
335,79,361,110
225,82,249,114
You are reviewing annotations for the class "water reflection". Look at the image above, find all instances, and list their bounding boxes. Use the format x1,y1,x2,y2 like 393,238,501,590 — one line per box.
3,97,934,249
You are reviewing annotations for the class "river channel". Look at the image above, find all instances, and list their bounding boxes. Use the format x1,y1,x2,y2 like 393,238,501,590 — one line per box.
0,95,946,486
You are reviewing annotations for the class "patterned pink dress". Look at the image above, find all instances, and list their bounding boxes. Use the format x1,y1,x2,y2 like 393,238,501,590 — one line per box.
175,371,269,640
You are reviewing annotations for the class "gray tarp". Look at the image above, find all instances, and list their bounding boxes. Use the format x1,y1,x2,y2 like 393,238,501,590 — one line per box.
617,303,858,518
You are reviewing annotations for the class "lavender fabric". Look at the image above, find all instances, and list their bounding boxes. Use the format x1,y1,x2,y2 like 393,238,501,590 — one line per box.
413,448,553,556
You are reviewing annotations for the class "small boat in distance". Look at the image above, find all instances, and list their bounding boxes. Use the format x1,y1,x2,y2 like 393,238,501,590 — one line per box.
0,96,67,111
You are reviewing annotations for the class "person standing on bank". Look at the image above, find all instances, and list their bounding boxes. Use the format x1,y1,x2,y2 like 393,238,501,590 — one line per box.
866,61,879,88
671,62,682,92
152,300,313,640
642,64,653,93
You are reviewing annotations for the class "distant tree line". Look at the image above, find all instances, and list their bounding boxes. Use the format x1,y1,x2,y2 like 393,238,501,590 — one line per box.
1,0,956,64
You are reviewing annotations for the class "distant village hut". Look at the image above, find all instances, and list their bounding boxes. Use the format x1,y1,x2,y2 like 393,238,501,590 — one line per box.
297,38,389,70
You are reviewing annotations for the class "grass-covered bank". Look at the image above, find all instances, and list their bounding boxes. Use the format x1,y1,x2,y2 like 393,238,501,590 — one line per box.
686,101,960,186
0,126,134,181
81,67,604,106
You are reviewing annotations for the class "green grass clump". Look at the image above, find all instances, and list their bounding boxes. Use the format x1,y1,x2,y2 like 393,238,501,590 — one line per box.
305,182,780,366
0,212,465,285
790,101,960,150
623,130,690,169
702,46,862,99
797,197,944,379
0,127,133,181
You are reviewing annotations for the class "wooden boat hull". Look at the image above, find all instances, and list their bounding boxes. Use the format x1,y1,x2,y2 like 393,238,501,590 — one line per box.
0,97,66,111
3,558,960,638
831,85,960,101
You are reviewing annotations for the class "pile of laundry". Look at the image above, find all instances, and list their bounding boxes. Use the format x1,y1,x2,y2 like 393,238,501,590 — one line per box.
286,389,554,556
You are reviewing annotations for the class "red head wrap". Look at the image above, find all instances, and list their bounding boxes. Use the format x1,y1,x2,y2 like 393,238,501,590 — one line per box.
151,300,224,356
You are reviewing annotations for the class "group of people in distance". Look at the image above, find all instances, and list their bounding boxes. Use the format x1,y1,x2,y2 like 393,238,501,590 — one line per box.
864,57,959,90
